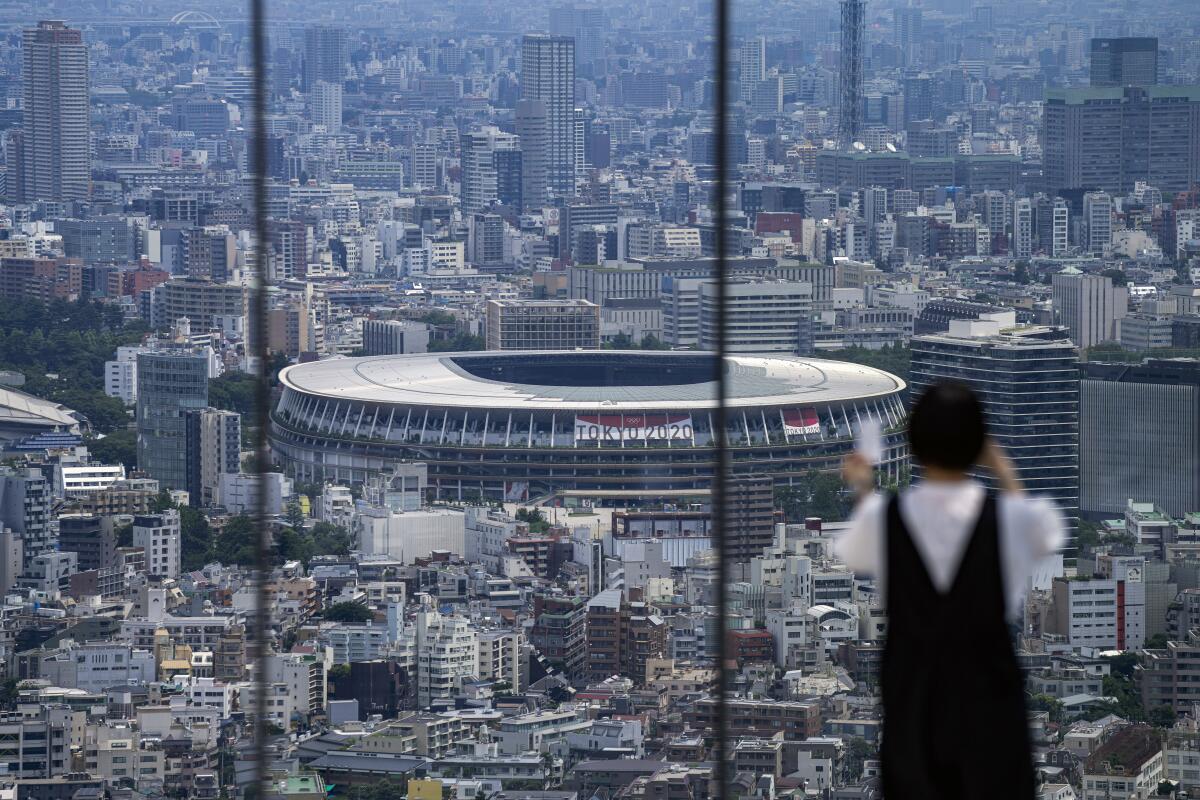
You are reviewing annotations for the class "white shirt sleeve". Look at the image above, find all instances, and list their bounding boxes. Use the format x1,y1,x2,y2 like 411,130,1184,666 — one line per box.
834,492,887,577
1001,492,1068,558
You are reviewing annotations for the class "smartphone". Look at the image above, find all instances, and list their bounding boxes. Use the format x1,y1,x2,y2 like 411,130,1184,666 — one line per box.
857,418,883,465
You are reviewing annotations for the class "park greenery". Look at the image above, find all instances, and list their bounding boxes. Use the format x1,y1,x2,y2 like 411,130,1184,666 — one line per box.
831,344,911,383
147,490,351,570
0,297,147,434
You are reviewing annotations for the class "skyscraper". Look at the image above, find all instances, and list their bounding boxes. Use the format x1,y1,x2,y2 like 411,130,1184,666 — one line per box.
136,351,209,491
460,126,521,215
19,21,90,203
1042,86,1200,195
1090,37,1158,87
739,37,766,105
1079,359,1200,518
516,99,549,210
1051,269,1127,350
185,408,241,508
549,5,605,70
910,312,1080,551
894,6,922,68
521,34,576,202
1082,191,1113,256
1012,198,1033,259
303,25,346,92
309,80,342,133
839,0,866,147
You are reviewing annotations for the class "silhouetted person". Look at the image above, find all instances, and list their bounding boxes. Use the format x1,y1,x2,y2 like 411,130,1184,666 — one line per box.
838,382,1064,800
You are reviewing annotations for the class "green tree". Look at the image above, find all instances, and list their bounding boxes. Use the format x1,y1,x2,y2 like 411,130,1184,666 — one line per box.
1149,704,1177,729
1028,693,1065,724
1145,633,1171,650
324,602,374,624
179,506,213,571
429,333,485,352
832,344,911,382
285,499,305,529
212,516,258,567
208,372,258,415
639,334,669,350
1102,268,1130,287
87,429,137,469
516,507,551,533
775,470,851,522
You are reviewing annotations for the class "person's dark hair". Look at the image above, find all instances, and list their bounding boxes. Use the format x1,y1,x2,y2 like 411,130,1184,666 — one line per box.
908,382,987,470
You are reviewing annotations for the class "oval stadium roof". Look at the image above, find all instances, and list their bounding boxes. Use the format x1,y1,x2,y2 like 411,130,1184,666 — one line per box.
279,351,905,412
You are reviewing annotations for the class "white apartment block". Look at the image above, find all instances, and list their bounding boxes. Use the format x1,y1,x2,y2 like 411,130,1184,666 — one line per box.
132,510,181,580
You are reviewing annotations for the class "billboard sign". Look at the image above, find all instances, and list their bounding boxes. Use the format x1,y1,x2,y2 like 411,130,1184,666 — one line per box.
574,413,693,442
782,408,821,436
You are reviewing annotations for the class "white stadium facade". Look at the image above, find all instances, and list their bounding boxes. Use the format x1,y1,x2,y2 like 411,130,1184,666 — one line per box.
269,350,908,502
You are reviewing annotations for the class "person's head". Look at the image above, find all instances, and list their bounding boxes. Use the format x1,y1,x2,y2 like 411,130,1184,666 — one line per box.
908,382,987,472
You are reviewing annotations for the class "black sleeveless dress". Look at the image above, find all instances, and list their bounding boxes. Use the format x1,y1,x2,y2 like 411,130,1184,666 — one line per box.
880,493,1036,799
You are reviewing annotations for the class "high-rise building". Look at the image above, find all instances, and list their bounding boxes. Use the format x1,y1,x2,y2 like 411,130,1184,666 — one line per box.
19,21,90,203
468,212,506,267
484,299,600,350
1051,198,1069,257
520,34,576,202
910,312,1079,552
894,6,922,67
1079,359,1200,518
1012,198,1034,259
303,25,346,91
0,467,52,571
57,514,117,573
739,37,766,104
584,590,667,684
185,408,241,508
1090,37,1158,87
516,99,549,211
1051,270,1127,350
309,80,342,133
1042,86,1200,195
549,5,605,69
1082,192,1113,256
361,319,430,356
459,126,522,215
136,351,209,491
132,511,181,580
838,0,866,147
698,279,813,354
414,602,478,708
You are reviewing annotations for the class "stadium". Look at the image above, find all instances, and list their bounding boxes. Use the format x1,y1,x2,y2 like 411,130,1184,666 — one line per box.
269,351,908,502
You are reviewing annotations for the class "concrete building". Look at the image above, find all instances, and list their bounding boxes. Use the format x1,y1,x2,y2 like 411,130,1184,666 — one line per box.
0,467,53,571
1083,192,1114,256
698,278,813,354
460,126,521,216
1080,359,1200,518
1081,725,1163,800
910,313,1079,549
310,81,342,133
520,35,576,202
1052,270,1127,350
132,511,181,580
302,24,346,91
18,22,90,203
1090,37,1158,87
185,408,240,508
485,299,600,350
136,351,209,491
1049,556,1145,651
415,602,478,708
1043,85,1200,194
361,320,430,356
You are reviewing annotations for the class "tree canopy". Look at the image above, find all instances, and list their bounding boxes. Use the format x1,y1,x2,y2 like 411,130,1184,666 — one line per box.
324,602,374,624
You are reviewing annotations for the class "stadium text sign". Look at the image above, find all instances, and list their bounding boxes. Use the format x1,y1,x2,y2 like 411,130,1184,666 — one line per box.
574,414,693,442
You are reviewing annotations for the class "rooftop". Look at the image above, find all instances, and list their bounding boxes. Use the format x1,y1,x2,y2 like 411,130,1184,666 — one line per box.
279,351,905,411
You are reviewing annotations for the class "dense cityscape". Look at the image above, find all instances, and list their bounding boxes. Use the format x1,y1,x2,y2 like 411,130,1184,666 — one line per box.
0,0,1197,797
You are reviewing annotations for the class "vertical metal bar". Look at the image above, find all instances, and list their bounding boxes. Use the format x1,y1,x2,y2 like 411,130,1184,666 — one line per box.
248,0,271,795
712,0,731,795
